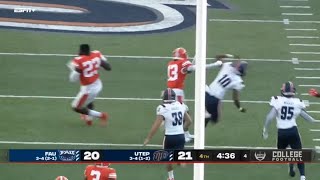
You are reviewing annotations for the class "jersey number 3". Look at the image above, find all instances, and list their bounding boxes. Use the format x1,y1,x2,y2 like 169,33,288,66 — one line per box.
168,64,178,81
280,106,294,120
172,111,183,126
90,170,101,180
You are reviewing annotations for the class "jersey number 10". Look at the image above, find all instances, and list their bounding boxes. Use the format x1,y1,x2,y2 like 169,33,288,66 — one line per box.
218,74,231,88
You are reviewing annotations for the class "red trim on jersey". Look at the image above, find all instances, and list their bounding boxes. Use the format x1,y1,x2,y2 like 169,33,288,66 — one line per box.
76,94,88,108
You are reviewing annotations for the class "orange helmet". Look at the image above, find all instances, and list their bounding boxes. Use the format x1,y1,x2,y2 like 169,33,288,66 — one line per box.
55,176,68,180
172,47,188,60
96,162,110,167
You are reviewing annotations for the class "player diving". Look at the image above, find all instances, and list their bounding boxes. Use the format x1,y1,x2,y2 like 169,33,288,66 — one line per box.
205,54,248,127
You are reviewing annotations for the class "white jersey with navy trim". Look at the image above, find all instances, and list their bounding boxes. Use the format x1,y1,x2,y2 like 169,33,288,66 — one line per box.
269,96,306,129
156,101,188,135
206,62,245,100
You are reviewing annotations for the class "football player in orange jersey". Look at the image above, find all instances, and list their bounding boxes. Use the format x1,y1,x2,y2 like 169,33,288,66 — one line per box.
68,44,111,126
84,163,117,180
167,47,223,142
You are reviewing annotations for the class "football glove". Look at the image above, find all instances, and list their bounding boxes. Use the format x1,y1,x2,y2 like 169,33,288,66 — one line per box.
239,107,246,113
309,88,319,97
262,128,268,140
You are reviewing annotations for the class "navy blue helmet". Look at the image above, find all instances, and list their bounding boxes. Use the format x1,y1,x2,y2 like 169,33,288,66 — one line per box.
281,81,296,97
236,61,248,76
162,88,176,103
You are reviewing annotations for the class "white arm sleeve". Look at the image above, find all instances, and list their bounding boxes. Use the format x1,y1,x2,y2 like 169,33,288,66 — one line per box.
69,70,80,82
264,108,277,130
187,61,222,72
300,110,316,123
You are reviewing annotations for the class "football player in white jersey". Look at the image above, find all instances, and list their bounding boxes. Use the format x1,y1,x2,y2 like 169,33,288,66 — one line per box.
143,88,192,180
205,57,247,126
263,81,317,180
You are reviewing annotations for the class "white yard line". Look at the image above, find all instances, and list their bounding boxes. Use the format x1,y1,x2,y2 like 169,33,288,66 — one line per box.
292,57,299,64
287,36,319,39
313,139,320,141
280,6,310,8
280,0,308,1
296,77,320,79
282,13,313,15
209,19,320,24
1,94,320,105
306,111,320,113
0,140,275,149
291,52,320,55
0,52,320,63
209,19,283,23
290,44,320,46
310,129,320,132
299,85,320,87
285,28,317,31
295,68,320,70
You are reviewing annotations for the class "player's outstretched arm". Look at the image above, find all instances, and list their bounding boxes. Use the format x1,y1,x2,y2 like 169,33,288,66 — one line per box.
101,60,112,71
183,112,192,131
143,115,164,145
232,89,246,112
262,108,277,140
300,110,317,122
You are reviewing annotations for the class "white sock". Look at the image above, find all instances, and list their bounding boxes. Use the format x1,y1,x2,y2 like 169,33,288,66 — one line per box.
88,110,102,118
168,170,174,179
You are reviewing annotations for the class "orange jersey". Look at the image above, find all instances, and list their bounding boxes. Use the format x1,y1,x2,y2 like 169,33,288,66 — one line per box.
72,50,106,86
84,165,117,180
167,59,192,89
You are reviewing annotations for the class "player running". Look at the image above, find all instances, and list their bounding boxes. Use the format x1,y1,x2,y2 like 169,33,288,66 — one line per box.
143,88,192,180
262,81,316,180
205,55,247,126
167,47,222,140
84,163,117,180
68,44,111,126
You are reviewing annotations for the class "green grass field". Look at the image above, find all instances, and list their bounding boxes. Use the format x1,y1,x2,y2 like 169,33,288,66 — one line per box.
1,0,320,179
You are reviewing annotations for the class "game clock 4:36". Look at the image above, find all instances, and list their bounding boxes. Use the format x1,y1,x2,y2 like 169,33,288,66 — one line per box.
213,151,241,161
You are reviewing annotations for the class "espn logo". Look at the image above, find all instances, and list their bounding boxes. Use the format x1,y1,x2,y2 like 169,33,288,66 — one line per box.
14,8,36,13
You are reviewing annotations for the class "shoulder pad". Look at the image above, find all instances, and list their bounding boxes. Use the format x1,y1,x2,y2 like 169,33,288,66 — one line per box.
91,50,101,53
273,96,278,99
74,56,82,60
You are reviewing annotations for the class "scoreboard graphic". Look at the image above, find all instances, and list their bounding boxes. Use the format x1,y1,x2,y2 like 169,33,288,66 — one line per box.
1,149,319,163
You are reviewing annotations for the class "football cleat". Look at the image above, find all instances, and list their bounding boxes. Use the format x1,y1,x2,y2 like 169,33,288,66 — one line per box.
300,175,306,180
100,112,109,126
288,164,296,177
172,47,188,60
281,81,296,97
55,176,68,180
162,88,176,103
80,114,93,126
